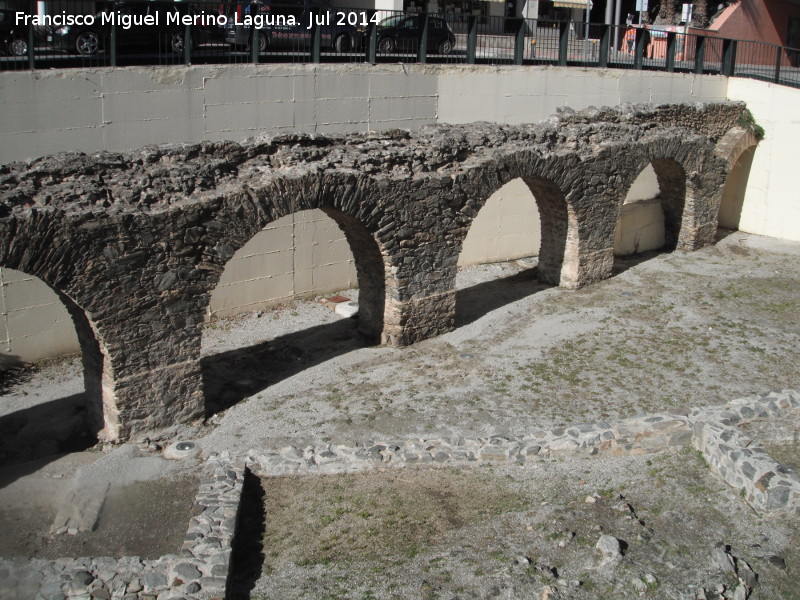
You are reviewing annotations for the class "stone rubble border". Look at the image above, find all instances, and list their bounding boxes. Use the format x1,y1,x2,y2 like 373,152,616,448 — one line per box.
2,389,797,599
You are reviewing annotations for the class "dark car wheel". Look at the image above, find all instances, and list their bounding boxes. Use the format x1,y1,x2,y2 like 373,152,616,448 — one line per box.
378,37,394,53
437,39,453,55
170,30,194,54
334,33,352,53
75,31,100,55
246,31,268,53
8,37,28,56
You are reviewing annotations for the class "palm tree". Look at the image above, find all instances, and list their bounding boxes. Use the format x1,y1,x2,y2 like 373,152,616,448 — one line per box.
692,0,710,28
656,0,681,24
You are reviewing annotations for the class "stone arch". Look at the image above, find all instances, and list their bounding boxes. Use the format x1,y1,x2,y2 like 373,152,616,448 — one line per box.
198,174,389,343
455,154,579,289
458,178,541,268
613,157,686,255
0,264,119,443
612,137,726,257
520,175,575,286
649,157,688,251
714,127,760,231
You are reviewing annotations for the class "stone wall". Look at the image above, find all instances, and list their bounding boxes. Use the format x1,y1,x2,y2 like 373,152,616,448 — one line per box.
0,102,757,440
2,389,795,600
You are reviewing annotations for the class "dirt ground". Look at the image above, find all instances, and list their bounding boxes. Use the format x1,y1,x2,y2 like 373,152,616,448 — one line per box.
231,450,800,600
1,230,799,598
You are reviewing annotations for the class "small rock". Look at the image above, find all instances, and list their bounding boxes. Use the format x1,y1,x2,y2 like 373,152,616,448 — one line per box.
767,555,786,570
711,547,736,574
613,501,632,513
731,584,749,600
173,563,202,581
90,587,111,600
596,534,623,567
737,559,757,588
68,571,95,592
584,496,596,504
541,585,561,600
596,534,622,557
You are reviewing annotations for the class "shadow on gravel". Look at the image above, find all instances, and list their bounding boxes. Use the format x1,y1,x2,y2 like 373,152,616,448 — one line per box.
611,250,664,276
227,469,266,600
455,267,551,328
0,393,97,484
202,317,366,418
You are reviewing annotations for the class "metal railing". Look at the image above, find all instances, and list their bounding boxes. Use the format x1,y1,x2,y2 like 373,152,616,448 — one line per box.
2,1,800,88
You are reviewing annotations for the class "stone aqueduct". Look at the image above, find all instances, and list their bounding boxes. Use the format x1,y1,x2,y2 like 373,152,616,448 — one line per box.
0,102,759,441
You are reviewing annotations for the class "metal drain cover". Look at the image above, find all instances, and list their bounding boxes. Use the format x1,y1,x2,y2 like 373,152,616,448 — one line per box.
164,440,200,460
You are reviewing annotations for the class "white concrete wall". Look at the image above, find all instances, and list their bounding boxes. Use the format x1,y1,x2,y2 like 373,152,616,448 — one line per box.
437,67,729,125
726,79,800,242
614,199,666,256
0,64,792,363
209,210,358,319
718,145,756,230
0,268,79,362
625,164,660,203
0,64,440,164
0,64,731,165
459,178,541,266
614,166,664,256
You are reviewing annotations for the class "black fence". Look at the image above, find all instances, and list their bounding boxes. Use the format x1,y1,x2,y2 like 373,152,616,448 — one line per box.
2,1,800,88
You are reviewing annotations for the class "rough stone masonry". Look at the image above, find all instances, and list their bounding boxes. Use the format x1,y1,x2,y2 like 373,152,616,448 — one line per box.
0,102,759,441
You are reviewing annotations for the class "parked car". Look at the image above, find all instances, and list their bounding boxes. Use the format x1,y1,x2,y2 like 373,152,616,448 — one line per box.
376,15,455,55
0,9,30,56
48,1,214,56
223,0,357,53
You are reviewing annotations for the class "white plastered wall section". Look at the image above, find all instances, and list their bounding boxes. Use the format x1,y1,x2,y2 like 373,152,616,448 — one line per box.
726,79,800,243
209,210,358,319
0,65,738,362
0,268,79,363
614,164,665,256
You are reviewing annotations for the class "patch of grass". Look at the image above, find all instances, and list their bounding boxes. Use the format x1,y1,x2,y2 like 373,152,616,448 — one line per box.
261,467,530,569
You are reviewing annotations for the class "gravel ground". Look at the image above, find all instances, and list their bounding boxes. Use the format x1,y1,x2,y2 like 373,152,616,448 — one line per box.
1,230,799,598
198,230,800,453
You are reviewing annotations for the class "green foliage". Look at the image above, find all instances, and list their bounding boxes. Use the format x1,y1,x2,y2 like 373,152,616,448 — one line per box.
737,111,765,141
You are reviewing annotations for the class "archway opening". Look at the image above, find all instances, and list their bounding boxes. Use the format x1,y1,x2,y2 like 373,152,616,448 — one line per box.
455,177,563,328
718,145,757,231
201,208,385,415
0,268,106,465
614,159,686,264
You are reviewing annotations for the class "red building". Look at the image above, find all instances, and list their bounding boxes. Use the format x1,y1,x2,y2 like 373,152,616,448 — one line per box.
702,0,800,47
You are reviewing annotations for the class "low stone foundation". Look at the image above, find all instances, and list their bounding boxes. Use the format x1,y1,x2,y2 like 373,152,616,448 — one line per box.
3,390,796,599
0,455,244,600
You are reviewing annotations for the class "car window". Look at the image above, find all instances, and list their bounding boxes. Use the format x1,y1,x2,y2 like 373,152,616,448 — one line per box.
380,16,404,27
401,17,418,29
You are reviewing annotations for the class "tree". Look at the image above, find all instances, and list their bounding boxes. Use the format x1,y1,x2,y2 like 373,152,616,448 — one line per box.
692,0,710,28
